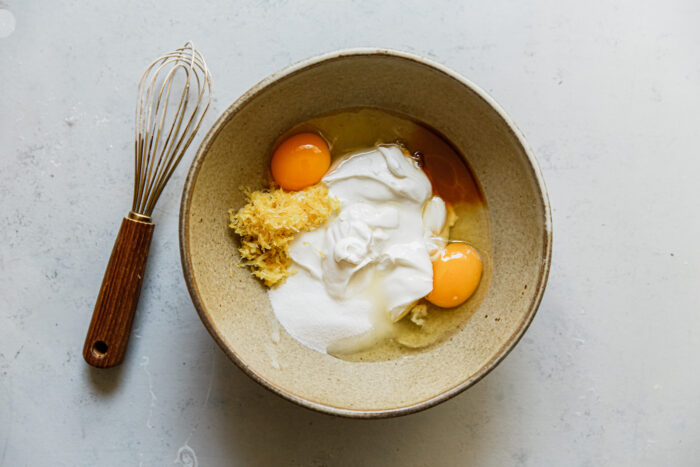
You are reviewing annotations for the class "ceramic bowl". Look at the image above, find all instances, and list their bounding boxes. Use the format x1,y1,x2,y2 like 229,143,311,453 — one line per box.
179,49,552,418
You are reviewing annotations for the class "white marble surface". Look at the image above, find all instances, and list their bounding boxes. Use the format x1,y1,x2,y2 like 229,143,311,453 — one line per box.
1,1,699,465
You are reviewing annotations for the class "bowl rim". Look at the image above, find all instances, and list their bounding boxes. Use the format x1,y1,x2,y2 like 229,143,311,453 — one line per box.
179,47,552,419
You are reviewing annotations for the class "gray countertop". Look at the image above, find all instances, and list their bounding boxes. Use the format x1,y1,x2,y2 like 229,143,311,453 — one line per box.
1,1,699,465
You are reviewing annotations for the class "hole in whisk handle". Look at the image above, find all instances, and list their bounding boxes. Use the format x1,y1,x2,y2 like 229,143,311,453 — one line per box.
91,341,109,358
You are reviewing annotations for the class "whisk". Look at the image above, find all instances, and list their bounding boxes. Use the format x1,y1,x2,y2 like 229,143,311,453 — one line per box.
83,43,212,368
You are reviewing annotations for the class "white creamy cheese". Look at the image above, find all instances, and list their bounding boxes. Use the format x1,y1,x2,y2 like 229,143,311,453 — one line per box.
267,145,448,354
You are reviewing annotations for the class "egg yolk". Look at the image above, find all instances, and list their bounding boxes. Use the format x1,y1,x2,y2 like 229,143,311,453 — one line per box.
270,133,331,191
426,242,483,308
421,151,480,204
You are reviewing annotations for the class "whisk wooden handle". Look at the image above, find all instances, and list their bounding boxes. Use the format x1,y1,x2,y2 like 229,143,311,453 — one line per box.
83,216,155,368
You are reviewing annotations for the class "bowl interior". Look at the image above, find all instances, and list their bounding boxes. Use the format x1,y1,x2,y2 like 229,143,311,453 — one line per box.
180,50,551,417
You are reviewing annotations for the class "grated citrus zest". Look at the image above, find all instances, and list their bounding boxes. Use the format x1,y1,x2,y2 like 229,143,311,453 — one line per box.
229,184,339,287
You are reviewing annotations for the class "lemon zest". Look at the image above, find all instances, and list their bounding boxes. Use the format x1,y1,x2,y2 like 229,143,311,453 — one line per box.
229,184,339,287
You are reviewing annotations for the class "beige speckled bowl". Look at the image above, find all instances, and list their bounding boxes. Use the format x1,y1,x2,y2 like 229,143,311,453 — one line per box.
179,49,551,418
